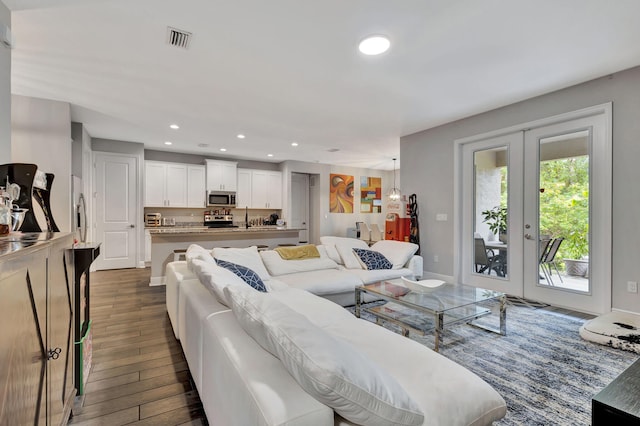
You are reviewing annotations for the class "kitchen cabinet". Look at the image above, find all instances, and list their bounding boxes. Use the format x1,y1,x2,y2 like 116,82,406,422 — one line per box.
0,233,75,426
144,161,188,207
187,165,206,207
237,169,282,209
145,229,152,262
206,159,237,192
236,168,252,208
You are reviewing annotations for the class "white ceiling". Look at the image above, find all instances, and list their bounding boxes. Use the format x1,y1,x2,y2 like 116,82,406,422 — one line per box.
6,0,640,170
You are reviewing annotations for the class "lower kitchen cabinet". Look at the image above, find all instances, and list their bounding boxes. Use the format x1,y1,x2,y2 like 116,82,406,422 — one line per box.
0,233,75,425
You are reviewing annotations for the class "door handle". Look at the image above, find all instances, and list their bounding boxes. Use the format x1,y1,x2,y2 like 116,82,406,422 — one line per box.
130,224,135,228
525,233,534,240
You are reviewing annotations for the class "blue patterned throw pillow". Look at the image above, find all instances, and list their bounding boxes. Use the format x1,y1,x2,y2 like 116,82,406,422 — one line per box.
216,259,268,292
352,248,393,270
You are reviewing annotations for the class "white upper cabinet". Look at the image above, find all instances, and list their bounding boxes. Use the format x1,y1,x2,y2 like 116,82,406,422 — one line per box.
145,161,204,208
239,169,282,209
187,165,206,207
236,168,252,209
206,159,237,192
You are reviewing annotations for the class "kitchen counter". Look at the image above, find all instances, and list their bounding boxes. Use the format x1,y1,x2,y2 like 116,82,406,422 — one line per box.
148,226,303,285
0,231,71,258
147,226,296,234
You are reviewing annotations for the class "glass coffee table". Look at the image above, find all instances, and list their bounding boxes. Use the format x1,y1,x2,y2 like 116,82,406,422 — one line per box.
355,279,506,352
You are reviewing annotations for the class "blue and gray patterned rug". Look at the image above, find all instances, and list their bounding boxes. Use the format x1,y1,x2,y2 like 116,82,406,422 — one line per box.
348,301,639,425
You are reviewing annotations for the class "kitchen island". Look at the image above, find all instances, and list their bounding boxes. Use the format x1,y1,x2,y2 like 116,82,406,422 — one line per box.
148,226,302,285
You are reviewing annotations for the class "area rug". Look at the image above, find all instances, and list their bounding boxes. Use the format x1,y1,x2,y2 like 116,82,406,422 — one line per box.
347,301,639,425
579,310,640,354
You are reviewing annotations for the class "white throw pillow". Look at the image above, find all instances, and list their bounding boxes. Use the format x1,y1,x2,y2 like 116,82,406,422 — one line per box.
212,246,271,280
224,286,425,426
370,240,419,269
260,246,339,276
336,245,363,269
319,237,369,265
185,244,215,272
190,258,246,306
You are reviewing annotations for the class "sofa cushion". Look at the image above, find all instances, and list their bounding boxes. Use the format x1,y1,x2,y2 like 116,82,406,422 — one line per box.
185,244,215,272
336,245,364,269
270,287,356,328
320,236,369,265
370,240,419,269
191,259,250,306
212,246,271,280
274,269,362,296
353,248,393,270
216,259,267,292
225,286,425,426
260,246,338,276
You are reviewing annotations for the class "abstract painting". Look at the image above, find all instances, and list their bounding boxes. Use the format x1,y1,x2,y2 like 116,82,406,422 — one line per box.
360,176,382,213
329,174,354,213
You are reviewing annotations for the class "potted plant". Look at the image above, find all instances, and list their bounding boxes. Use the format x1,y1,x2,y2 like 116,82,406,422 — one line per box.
481,206,508,242
562,229,589,277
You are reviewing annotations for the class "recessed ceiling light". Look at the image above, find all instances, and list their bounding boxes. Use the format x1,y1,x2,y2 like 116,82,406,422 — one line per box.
267,154,274,157
237,134,246,139
164,141,172,145
291,142,299,147
169,124,179,129
358,35,390,55
220,148,227,152
198,143,209,148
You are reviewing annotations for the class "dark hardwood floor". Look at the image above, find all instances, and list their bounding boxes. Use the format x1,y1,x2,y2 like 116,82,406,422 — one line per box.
68,268,207,426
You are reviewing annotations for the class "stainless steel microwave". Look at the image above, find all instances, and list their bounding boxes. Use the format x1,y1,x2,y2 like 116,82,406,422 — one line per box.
208,191,236,207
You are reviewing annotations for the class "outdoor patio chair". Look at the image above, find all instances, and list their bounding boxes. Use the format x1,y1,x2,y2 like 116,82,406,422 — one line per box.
540,237,564,285
474,237,505,277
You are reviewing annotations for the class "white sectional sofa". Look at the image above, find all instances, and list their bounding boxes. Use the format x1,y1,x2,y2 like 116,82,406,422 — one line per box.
165,240,507,426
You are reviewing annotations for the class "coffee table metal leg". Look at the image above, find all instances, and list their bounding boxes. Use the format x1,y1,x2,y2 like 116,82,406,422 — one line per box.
434,312,444,352
499,295,507,336
355,289,361,318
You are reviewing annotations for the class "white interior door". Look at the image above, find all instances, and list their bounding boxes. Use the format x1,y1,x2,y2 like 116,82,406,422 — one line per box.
291,173,309,243
94,152,138,270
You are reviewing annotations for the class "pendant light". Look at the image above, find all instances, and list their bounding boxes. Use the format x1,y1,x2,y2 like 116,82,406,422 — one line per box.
389,158,401,201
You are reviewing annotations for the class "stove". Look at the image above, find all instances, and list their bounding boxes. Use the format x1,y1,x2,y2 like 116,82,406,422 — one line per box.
204,214,238,228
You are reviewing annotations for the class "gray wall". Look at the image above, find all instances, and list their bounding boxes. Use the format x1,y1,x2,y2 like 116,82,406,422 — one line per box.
401,65,640,313
282,160,394,242
0,3,10,163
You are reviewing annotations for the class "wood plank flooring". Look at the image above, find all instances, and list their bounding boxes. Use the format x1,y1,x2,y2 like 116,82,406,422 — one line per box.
68,268,207,426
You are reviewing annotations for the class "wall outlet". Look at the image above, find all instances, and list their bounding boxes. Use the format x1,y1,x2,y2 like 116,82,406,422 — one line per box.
433,255,439,262
627,281,638,293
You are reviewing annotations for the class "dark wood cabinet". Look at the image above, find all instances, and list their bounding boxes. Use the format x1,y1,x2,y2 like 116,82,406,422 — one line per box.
0,233,75,425
593,357,640,425
72,243,100,394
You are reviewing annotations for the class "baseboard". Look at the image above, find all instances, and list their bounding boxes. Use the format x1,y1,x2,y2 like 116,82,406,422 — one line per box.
150,276,166,286
613,307,640,316
138,261,146,268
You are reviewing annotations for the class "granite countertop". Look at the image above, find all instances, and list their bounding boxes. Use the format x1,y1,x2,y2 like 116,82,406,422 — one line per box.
0,232,71,257
148,226,300,234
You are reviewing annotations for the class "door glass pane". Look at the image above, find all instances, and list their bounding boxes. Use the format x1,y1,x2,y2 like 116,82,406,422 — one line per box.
473,146,508,278
538,130,589,292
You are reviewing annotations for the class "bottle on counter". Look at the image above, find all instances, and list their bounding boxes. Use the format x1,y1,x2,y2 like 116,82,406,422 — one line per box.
0,187,11,235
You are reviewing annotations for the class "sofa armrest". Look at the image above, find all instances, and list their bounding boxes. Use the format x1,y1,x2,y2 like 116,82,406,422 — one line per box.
406,255,423,279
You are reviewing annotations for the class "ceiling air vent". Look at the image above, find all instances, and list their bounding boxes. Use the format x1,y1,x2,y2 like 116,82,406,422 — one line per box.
167,27,192,49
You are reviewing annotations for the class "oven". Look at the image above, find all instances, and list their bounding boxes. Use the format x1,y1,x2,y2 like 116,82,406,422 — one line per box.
204,214,237,228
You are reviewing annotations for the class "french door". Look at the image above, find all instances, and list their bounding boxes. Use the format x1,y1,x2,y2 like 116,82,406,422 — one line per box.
458,104,612,314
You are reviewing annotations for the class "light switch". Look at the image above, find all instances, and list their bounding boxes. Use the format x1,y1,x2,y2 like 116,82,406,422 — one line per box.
436,214,448,221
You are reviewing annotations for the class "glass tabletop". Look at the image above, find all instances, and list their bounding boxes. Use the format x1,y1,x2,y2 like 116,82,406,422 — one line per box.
359,279,505,314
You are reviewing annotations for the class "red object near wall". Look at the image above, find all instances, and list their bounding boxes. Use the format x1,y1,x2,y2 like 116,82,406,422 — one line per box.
385,213,411,241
